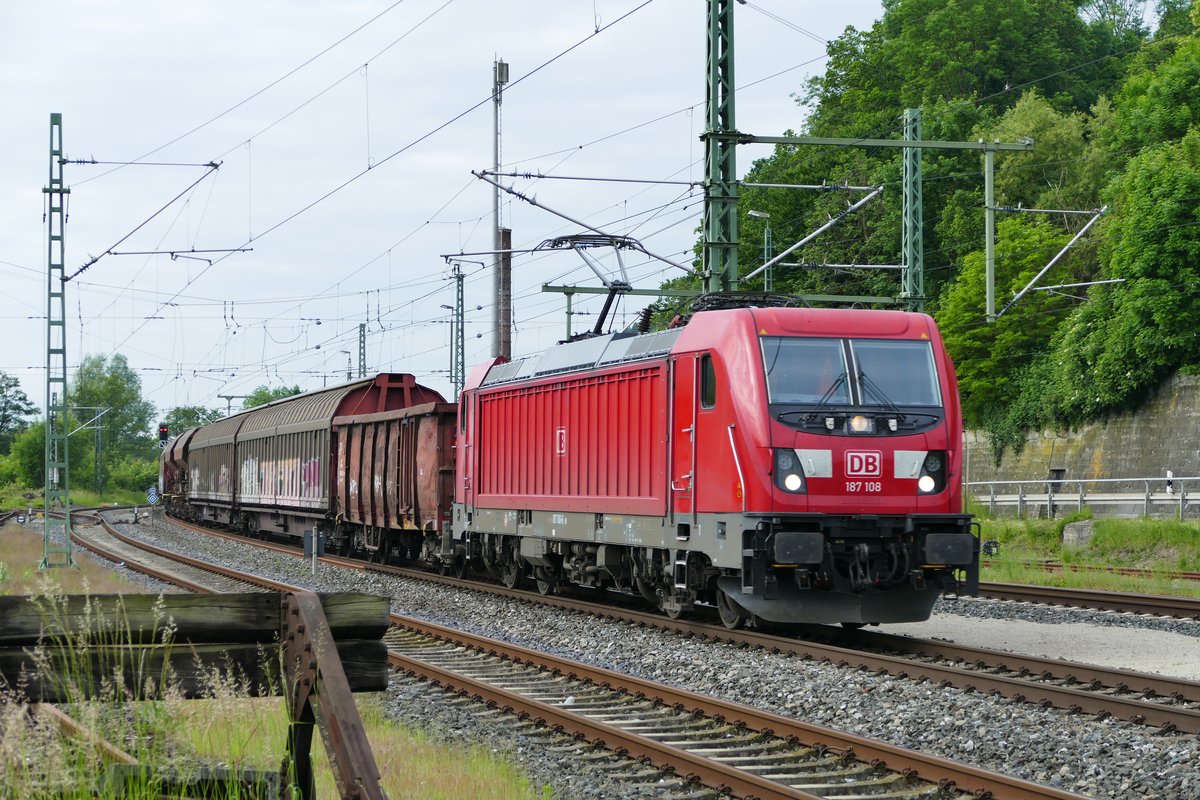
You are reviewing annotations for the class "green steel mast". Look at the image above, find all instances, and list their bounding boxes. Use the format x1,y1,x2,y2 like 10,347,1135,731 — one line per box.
42,113,74,568
901,108,924,309
702,0,738,293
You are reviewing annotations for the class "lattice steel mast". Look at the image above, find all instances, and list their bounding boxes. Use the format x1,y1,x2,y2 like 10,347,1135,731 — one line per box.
703,0,738,293
42,113,73,568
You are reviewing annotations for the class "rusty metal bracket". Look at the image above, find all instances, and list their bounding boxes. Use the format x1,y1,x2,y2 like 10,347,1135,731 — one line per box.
281,590,385,800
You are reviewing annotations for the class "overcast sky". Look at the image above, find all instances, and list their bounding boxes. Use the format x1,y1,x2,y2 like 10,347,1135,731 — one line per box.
1,1,882,417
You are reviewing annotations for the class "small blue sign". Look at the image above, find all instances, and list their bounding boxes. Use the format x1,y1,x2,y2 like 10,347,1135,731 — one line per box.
147,489,159,506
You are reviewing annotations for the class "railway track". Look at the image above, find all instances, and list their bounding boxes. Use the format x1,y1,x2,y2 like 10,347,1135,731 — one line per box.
984,560,1200,584
69,512,275,594
154,513,1200,734
90,511,1097,799
978,581,1200,619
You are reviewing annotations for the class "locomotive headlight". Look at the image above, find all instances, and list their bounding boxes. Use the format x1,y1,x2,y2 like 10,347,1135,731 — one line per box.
774,449,807,494
918,450,947,495
849,415,873,433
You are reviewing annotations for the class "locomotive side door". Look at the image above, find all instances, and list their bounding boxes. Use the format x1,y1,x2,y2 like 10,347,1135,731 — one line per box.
459,390,477,514
669,354,699,531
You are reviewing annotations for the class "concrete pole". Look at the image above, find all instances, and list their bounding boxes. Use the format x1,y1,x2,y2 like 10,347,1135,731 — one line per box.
985,146,996,322
491,59,508,357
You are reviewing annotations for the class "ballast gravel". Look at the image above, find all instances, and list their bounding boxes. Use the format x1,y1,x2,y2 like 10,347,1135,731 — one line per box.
106,512,1200,800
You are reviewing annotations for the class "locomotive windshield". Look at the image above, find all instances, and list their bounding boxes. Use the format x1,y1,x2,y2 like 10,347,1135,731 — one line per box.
761,337,940,408
761,337,850,404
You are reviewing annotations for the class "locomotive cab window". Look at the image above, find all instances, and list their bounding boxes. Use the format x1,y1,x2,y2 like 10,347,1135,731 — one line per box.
849,339,940,407
761,337,850,405
700,354,717,409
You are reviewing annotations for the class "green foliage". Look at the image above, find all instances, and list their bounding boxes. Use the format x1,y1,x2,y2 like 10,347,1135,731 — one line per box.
0,371,35,455
8,422,45,488
1039,132,1200,420
161,405,223,434
1111,32,1200,152
938,217,1077,423
242,385,302,410
108,456,160,493
68,354,157,493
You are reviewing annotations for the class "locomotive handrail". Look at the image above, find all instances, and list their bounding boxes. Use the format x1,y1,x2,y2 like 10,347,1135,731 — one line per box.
727,425,747,513
966,475,1195,518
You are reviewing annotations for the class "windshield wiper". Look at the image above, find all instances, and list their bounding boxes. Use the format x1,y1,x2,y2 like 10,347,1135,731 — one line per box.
776,372,848,423
857,370,904,416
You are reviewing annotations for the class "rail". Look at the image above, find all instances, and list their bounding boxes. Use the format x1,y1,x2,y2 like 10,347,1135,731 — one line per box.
966,474,1197,518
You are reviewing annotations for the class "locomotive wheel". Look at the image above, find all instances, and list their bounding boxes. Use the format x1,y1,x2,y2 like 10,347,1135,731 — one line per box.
716,588,749,630
452,554,468,579
634,576,658,605
533,566,556,595
661,602,684,620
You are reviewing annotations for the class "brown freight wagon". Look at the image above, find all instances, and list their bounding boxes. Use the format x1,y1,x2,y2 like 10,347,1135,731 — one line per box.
183,373,444,543
332,402,457,563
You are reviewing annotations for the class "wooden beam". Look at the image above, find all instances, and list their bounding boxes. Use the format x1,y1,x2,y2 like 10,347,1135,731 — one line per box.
0,593,389,645
0,640,387,702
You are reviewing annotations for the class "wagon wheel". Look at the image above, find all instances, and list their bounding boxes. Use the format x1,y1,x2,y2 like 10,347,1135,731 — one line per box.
715,588,749,630
452,553,469,579
501,542,524,589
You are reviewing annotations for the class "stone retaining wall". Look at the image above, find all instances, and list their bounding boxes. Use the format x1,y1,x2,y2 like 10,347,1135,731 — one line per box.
963,373,1199,516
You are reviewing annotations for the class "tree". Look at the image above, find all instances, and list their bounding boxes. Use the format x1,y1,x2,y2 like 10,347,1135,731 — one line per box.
1042,131,1200,419
0,371,36,455
69,354,157,490
242,385,302,409
1110,31,1200,152
937,217,1078,423
161,405,223,435
8,422,45,488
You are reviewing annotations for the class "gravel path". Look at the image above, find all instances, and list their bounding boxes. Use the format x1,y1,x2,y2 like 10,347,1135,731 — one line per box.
104,512,1200,800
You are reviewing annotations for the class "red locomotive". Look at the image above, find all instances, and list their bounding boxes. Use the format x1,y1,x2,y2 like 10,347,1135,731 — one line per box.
452,304,977,627
163,304,978,627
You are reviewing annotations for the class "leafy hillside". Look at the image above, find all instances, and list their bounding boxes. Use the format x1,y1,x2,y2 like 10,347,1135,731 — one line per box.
678,0,1199,460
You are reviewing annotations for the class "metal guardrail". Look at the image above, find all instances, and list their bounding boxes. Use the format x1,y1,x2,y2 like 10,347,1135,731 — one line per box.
966,475,1197,518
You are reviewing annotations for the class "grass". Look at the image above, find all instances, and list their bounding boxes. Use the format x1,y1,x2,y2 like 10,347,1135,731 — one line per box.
175,694,544,799
0,521,148,595
0,484,149,510
0,555,549,799
977,511,1200,598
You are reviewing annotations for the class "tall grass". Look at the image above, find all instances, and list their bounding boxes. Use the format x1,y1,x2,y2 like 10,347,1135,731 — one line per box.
0,581,547,798
0,521,153,595
0,590,188,798
176,694,544,799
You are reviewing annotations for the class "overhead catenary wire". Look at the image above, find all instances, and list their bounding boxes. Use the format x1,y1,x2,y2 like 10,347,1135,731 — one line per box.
108,0,661,369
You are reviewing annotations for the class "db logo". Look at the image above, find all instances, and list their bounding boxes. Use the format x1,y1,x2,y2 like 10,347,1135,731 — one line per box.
845,451,882,477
